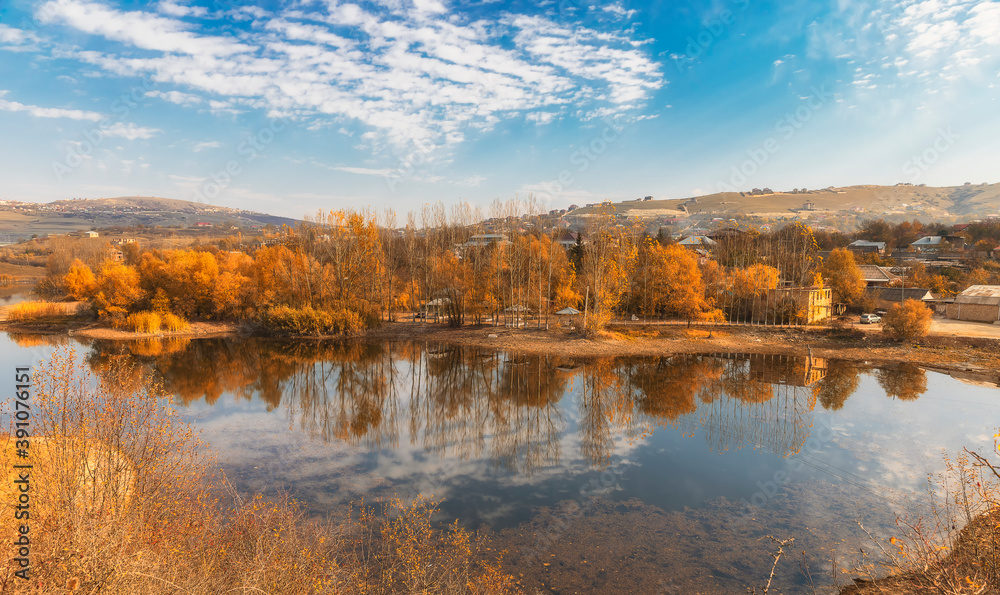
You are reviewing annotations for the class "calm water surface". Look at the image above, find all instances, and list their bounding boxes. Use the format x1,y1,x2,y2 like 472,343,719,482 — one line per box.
2,333,998,593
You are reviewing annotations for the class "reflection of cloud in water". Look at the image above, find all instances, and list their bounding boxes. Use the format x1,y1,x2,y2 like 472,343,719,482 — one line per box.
5,335,999,570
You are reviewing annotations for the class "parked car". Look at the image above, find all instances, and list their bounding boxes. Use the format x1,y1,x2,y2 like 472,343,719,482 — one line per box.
859,313,881,324
413,312,426,319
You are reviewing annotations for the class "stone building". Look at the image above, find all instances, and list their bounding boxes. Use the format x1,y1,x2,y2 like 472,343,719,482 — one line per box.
946,285,1000,323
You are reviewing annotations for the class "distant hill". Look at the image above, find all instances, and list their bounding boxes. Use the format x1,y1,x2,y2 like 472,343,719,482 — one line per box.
567,183,1000,222
0,196,302,239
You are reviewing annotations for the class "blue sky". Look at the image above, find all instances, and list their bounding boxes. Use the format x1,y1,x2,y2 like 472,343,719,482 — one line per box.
0,0,998,219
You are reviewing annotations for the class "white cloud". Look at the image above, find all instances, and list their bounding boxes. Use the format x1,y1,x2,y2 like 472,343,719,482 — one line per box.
0,24,40,46
0,92,102,120
34,0,663,157
0,90,160,138
331,166,395,176
157,0,207,18
813,0,1000,94
192,140,221,151
102,122,161,139
146,89,202,105
37,0,250,56
603,2,637,19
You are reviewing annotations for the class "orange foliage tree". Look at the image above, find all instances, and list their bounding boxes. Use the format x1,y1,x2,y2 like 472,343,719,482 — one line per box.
882,299,933,341
634,241,720,321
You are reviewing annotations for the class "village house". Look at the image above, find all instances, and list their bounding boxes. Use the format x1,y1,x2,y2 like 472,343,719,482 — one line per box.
764,286,833,324
677,235,716,249
847,239,886,254
864,286,935,311
857,265,901,287
555,231,578,249
946,285,1000,323
909,235,966,253
81,230,99,238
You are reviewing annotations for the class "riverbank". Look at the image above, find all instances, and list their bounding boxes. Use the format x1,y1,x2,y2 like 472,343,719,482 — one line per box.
368,321,1000,383
4,317,1000,384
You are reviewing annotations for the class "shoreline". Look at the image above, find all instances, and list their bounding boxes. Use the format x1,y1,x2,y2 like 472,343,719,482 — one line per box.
3,318,999,384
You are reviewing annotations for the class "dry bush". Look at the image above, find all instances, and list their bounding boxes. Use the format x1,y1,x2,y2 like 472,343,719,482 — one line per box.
881,299,933,341
262,305,365,336
338,496,520,595
0,349,210,592
160,312,190,332
0,350,520,594
114,311,162,334
845,432,1000,594
6,301,69,321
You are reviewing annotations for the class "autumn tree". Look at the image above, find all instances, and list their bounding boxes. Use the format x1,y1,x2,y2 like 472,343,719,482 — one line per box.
634,241,719,321
882,299,933,341
820,248,866,306
63,259,98,301
93,262,144,318
579,208,636,333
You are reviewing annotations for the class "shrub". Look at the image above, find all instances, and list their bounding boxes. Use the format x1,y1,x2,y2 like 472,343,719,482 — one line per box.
115,310,162,334
6,301,68,321
881,299,933,341
262,305,365,336
161,312,190,332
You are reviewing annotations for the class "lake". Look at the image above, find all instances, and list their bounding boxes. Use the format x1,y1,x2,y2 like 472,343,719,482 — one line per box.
2,332,998,593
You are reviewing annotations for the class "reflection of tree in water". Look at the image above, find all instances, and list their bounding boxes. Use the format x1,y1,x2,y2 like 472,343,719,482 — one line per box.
876,363,927,401
84,338,568,473
78,338,909,471
408,345,568,474
86,339,401,449
604,354,824,458
817,360,861,411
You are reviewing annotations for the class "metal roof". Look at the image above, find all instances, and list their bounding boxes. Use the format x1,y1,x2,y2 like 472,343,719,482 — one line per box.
857,265,900,282
866,286,934,302
954,285,1000,306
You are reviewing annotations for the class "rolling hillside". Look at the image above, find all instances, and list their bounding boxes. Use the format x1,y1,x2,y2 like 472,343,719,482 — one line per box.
0,196,302,239
567,183,1000,221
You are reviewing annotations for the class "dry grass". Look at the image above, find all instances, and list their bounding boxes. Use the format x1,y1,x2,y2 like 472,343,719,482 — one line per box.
0,349,520,594
843,436,1000,594
6,301,69,321
113,311,161,334
161,312,190,332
